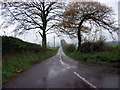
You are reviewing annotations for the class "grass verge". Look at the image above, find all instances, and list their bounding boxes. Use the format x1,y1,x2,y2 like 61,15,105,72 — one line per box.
2,48,58,84
63,49,119,68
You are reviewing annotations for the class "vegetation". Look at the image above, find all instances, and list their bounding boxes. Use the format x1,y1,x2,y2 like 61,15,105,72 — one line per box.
2,1,63,49
63,44,76,53
1,1,119,85
80,41,106,53
58,2,118,51
2,36,58,84
62,40,120,68
2,36,44,56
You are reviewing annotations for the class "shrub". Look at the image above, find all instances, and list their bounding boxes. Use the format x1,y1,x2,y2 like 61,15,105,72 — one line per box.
105,45,119,52
80,40,105,53
64,44,76,53
2,36,42,56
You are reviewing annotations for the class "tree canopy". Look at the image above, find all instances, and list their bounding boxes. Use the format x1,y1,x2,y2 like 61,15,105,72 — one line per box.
1,0,64,49
58,2,118,51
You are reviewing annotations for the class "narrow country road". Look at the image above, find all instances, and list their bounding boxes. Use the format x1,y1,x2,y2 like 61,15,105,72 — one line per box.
3,47,119,88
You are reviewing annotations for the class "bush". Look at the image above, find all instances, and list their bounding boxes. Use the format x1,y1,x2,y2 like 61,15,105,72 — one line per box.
64,44,76,53
105,45,119,52
2,36,42,56
80,40,105,53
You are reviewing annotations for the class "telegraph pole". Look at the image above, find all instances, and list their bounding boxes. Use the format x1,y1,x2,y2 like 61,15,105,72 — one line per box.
54,36,55,47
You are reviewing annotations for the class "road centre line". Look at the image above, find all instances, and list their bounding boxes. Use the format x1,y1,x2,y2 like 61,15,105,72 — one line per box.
60,59,64,65
74,72,97,88
60,57,96,88
60,55,61,59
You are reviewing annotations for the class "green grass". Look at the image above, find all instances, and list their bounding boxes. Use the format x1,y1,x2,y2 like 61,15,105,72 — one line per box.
2,36,59,84
75,46,78,50
62,41,120,68
2,49,58,84
47,47,57,49
108,44,120,49
63,49,119,68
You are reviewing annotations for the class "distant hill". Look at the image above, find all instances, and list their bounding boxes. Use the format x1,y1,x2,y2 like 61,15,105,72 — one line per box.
2,36,42,56
105,41,120,45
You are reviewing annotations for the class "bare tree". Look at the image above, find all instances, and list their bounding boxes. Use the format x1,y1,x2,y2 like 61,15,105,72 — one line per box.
58,2,118,51
1,0,64,49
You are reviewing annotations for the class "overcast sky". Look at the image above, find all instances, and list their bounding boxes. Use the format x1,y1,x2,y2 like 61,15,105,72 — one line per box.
0,0,119,47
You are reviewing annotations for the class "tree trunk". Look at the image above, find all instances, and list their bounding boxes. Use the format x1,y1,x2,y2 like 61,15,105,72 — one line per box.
42,37,46,49
42,30,47,49
42,5,47,50
77,19,84,51
77,27,82,51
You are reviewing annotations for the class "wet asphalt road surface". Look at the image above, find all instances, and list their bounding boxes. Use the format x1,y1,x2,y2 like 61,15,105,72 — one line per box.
3,47,120,88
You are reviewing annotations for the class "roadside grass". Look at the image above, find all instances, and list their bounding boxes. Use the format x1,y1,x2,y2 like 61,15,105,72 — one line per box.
75,46,78,50
47,47,58,49
2,36,59,84
108,44,120,49
2,49,58,84
63,47,120,68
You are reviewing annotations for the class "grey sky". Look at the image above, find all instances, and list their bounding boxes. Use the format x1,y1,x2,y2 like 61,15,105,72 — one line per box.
0,0,119,47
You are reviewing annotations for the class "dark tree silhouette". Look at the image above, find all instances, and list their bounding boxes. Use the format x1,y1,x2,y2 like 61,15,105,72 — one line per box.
1,0,64,49
58,2,118,51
